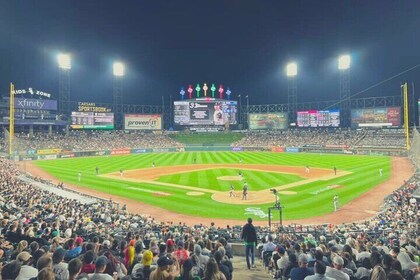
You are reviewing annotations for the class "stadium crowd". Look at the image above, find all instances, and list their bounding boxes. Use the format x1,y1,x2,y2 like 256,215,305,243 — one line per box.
231,128,412,150
1,131,184,152
0,128,409,155
356,130,407,148
232,129,367,148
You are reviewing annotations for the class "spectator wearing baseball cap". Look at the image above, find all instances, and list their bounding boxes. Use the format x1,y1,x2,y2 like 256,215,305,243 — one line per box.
65,237,83,260
290,254,314,280
16,251,38,280
131,250,156,279
166,239,175,253
88,256,113,280
276,246,289,273
149,255,180,280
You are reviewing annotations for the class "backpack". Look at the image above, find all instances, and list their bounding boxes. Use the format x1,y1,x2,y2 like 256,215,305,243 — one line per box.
133,266,151,280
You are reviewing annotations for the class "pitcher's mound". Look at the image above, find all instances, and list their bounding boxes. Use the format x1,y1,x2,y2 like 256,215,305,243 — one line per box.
187,192,204,196
217,176,242,181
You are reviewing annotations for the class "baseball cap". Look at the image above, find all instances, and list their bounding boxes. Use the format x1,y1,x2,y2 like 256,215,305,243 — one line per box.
75,237,83,245
95,256,109,267
142,250,153,266
157,256,173,267
177,240,184,248
102,240,111,246
276,246,286,254
166,239,174,247
17,251,32,262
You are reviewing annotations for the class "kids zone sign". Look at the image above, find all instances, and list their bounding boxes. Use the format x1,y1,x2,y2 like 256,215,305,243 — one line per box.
12,87,52,98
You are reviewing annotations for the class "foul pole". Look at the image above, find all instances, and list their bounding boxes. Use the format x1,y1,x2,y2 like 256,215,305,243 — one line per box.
9,83,15,157
403,82,410,150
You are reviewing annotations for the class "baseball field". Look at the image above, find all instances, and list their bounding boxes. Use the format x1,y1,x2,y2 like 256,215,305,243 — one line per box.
30,152,394,222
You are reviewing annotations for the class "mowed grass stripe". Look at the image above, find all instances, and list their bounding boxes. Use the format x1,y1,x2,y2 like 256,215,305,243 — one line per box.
34,152,391,220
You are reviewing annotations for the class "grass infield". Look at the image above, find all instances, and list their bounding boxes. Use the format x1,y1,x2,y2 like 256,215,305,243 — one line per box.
33,152,391,220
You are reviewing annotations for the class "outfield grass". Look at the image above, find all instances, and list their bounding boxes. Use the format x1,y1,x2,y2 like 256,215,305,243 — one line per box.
33,152,391,220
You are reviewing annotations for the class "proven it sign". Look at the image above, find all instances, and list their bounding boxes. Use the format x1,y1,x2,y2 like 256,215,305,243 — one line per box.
124,114,162,130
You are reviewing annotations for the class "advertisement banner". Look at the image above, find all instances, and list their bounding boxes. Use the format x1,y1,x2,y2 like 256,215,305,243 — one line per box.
38,155,57,160
131,148,149,154
92,151,110,156
285,147,300,153
231,147,244,151
124,114,162,130
20,156,35,161
110,149,131,155
249,113,289,130
37,148,62,155
60,153,75,158
271,146,285,152
325,145,349,149
152,148,169,153
351,107,401,126
4,97,57,110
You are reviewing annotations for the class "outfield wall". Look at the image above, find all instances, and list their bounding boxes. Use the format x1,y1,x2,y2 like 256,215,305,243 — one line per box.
15,144,407,161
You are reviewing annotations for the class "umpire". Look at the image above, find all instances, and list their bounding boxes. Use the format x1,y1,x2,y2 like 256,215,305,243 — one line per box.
241,217,258,269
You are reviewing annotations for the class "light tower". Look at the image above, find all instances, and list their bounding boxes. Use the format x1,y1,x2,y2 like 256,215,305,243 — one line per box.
338,54,351,127
57,53,71,116
286,62,298,124
113,62,124,130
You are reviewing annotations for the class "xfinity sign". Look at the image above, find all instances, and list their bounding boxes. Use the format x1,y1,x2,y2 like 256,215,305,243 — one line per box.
124,114,162,130
5,97,57,110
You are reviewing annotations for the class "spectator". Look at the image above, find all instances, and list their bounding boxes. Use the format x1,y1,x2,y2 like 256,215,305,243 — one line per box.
16,251,38,280
290,254,314,280
325,255,349,280
68,258,83,280
1,260,21,280
52,248,69,280
88,256,113,280
304,260,334,280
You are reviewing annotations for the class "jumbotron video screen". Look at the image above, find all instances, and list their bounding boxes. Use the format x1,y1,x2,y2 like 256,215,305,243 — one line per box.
174,98,237,125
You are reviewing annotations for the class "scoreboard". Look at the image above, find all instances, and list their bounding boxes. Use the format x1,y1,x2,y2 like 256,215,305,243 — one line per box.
297,110,340,127
174,98,237,125
71,112,114,129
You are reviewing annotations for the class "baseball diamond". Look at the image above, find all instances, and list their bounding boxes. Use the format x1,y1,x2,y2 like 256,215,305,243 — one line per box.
26,151,413,225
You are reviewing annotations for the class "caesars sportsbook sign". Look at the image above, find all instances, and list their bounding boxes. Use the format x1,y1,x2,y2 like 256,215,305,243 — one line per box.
124,114,162,130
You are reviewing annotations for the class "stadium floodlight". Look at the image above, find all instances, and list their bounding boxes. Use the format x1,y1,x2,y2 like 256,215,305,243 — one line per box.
57,53,71,70
113,62,125,77
338,54,351,70
286,62,297,77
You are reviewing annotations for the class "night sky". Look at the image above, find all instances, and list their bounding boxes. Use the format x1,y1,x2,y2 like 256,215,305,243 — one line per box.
0,1,419,107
